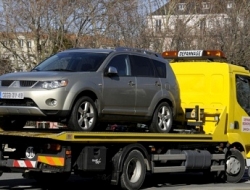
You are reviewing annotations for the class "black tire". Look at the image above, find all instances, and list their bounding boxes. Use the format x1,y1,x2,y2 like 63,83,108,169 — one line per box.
0,117,27,131
67,96,98,131
225,148,245,183
149,102,173,133
120,150,146,190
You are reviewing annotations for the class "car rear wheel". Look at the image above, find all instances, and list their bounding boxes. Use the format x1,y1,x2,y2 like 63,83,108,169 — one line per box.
149,102,173,133
67,96,98,131
0,117,27,131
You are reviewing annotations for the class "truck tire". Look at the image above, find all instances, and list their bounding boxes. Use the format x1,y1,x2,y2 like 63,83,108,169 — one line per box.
120,150,146,190
225,149,245,183
149,102,173,133
67,96,98,131
0,118,27,131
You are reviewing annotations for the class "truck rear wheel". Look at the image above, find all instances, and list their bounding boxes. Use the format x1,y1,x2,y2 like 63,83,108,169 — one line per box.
68,96,98,131
120,150,146,190
226,149,245,183
149,102,173,133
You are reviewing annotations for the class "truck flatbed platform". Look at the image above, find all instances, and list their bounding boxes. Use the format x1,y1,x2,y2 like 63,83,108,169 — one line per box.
0,130,215,143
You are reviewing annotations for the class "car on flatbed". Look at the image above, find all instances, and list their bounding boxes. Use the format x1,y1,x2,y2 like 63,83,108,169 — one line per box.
0,47,179,132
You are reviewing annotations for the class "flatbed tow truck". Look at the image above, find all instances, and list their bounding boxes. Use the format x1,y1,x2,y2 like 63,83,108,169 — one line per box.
1,50,250,190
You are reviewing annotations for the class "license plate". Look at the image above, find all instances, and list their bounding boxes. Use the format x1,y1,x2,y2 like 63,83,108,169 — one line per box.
0,92,24,99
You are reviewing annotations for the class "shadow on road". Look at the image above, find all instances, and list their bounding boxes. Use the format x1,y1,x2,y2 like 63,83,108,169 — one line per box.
0,171,249,190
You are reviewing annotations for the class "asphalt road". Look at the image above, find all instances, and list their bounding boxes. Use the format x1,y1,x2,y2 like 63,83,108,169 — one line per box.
1,172,250,190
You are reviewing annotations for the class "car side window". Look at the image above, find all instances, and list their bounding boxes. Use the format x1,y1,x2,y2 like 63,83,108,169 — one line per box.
130,55,154,77
152,59,166,78
107,54,131,76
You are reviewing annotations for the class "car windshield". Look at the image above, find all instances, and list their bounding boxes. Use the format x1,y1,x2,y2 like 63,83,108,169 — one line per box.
32,52,109,72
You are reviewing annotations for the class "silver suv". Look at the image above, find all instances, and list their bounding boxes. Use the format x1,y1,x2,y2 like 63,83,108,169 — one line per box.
0,47,180,133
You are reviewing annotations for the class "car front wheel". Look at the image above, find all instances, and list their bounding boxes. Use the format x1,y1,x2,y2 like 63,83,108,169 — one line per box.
67,96,98,131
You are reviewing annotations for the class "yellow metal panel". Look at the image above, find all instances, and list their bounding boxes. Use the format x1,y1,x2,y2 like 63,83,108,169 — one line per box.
170,62,230,113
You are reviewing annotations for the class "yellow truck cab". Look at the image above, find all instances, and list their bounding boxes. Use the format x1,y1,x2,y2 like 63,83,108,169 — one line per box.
162,49,250,167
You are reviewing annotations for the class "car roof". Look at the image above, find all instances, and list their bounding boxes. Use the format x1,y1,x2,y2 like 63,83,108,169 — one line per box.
62,48,115,54
61,47,164,60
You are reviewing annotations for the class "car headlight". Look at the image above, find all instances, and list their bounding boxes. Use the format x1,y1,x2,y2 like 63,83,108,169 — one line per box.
35,79,68,89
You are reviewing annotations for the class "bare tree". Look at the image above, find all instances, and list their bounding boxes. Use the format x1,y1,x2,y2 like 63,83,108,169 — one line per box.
0,0,249,69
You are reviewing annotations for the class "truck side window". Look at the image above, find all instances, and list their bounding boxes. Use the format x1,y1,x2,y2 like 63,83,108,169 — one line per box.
236,75,250,115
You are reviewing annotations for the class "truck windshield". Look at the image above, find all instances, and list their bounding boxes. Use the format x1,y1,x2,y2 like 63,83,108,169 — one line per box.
32,52,108,72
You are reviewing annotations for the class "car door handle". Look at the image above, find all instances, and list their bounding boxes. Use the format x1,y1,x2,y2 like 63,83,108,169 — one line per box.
128,81,135,86
155,81,161,87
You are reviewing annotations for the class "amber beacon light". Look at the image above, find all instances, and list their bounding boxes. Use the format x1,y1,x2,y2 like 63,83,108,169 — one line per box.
162,50,226,59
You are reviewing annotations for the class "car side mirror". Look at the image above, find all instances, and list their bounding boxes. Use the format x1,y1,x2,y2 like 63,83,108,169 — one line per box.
105,66,118,76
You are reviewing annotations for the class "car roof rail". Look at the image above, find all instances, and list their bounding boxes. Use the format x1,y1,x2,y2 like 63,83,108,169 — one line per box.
115,47,162,58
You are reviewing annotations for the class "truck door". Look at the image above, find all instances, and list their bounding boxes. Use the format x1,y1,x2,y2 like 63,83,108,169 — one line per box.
235,75,250,131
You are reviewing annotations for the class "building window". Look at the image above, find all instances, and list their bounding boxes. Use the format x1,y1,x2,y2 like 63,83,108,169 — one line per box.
202,2,210,9
19,39,24,47
227,1,233,9
178,3,186,11
224,17,230,25
27,41,31,48
9,41,15,48
200,19,206,30
155,19,162,31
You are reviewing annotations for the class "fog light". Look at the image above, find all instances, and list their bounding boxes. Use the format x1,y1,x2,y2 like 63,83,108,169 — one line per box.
51,99,57,106
46,99,57,106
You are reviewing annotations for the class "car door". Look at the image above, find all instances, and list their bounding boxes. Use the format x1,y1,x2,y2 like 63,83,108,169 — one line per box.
102,54,136,115
130,55,162,116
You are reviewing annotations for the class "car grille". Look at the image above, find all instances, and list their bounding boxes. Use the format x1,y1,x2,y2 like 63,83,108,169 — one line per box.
1,80,37,87
0,98,38,107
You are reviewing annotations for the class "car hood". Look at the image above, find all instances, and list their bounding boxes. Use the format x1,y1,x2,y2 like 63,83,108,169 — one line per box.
0,71,80,81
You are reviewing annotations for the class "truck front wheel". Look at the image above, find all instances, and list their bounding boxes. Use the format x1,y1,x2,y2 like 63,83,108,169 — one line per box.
226,148,245,183
120,150,146,190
